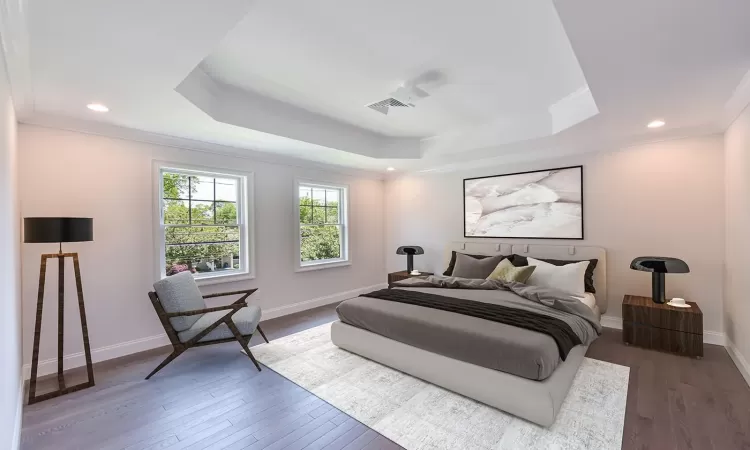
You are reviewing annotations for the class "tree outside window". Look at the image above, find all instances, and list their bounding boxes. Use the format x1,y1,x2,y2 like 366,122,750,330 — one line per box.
298,184,347,265
160,170,248,279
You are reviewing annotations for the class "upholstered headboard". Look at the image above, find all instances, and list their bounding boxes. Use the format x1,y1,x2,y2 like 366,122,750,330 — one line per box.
444,242,608,314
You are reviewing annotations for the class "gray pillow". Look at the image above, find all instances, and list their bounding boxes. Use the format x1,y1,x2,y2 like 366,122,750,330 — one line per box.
153,272,207,332
452,253,507,279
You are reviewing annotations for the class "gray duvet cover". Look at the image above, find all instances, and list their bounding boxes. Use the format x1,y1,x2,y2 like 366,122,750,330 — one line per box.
336,276,600,381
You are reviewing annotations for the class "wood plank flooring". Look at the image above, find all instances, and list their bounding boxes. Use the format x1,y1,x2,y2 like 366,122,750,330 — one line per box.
588,328,750,450
20,306,402,450
21,303,750,450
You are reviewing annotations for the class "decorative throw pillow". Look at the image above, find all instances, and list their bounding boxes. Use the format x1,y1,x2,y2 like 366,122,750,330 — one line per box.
525,257,590,296
443,251,498,276
452,253,506,279
486,258,536,283
511,255,598,293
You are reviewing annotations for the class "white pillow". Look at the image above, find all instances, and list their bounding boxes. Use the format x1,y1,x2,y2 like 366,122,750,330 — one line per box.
526,257,590,296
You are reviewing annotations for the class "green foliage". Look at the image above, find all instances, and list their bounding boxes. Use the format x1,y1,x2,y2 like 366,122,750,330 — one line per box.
162,175,344,274
299,196,341,261
300,225,341,261
163,174,240,273
162,173,194,199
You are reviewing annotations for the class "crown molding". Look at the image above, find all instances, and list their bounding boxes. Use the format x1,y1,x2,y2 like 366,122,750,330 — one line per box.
724,69,750,129
21,113,387,180
23,111,723,180
409,124,722,175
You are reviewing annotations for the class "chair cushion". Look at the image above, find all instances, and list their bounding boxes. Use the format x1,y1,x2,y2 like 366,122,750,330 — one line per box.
177,305,262,343
153,272,207,332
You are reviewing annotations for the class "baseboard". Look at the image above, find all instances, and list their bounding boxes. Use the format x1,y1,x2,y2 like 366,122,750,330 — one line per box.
600,315,725,345
703,330,727,346
23,333,171,380
261,283,388,321
600,315,623,330
22,283,387,379
726,339,750,388
12,377,23,449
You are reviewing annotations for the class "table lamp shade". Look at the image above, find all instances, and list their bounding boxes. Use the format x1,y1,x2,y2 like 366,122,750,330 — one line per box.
630,256,689,274
396,246,424,256
24,217,93,243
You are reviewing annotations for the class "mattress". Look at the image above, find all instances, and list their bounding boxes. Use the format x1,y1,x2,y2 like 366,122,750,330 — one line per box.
336,287,598,381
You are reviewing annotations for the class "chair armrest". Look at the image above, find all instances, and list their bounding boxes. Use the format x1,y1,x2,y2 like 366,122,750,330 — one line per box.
166,302,247,318
202,288,258,299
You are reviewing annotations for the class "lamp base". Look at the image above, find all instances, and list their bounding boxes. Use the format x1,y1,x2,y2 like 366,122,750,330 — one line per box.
652,272,666,304
28,252,95,404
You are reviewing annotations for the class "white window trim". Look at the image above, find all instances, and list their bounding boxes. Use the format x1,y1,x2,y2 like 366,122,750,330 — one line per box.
294,179,350,272
153,161,255,286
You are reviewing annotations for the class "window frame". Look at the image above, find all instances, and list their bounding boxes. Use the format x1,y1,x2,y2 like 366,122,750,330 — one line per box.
153,161,255,285
294,179,350,272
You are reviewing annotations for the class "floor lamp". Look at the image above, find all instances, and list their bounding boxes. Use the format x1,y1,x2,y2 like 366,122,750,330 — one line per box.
24,217,95,404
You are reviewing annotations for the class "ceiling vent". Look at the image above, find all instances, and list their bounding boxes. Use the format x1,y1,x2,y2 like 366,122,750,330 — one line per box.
366,97,413,115
366,70,444,115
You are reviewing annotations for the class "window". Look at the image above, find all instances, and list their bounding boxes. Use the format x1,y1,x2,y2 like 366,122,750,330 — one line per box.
155,164,253,283
295,181,349,271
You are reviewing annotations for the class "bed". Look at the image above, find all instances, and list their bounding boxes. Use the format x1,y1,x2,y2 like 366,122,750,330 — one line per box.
331,243,606,427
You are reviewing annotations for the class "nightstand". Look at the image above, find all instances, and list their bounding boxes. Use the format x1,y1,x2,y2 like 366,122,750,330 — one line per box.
622,294,703,358
388,270,434,287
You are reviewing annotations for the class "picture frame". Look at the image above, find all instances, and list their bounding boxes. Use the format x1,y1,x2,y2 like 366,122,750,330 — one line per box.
463,165,584,239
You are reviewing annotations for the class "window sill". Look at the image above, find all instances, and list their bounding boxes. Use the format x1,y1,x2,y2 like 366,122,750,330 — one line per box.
193,271,255,286
295,259,351,273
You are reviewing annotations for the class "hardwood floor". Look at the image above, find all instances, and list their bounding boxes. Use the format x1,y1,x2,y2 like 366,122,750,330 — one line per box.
588,328,750,450
21,303,750,450
21,305,402,450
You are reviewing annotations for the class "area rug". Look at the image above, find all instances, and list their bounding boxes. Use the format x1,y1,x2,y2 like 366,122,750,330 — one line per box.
251,323,629,450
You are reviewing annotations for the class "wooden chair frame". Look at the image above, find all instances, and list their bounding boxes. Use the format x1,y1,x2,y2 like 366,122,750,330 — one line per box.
146,288,268,379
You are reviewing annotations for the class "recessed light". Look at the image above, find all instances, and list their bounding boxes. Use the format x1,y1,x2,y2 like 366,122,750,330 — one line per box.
386,167,396,171
647,120,665,128
87,103,109,112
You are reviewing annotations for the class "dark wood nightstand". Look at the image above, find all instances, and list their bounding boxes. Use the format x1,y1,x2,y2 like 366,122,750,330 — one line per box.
388,270,434,287
622,294,703,358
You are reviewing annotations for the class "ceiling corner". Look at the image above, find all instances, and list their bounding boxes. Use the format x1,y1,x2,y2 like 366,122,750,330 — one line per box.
724,69,750,129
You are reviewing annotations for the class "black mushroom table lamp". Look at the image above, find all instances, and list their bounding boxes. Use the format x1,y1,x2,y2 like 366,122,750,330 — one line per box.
396,246,424,274
24,217,95,404
630,256,690,304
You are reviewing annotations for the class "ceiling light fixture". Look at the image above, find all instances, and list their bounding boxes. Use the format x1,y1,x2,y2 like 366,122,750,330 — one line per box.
386,167,396,171
87,103,109,112
647,120,665,128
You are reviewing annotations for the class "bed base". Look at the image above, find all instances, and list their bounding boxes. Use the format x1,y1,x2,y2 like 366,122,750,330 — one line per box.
331,320,586,427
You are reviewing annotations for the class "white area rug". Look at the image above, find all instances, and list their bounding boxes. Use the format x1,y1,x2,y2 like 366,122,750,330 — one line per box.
252,323,629,450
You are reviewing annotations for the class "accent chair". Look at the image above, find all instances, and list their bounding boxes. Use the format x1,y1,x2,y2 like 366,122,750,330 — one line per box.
145,272,267,379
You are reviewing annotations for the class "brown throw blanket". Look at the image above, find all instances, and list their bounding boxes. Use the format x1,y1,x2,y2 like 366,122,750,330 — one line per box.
361,288,583,360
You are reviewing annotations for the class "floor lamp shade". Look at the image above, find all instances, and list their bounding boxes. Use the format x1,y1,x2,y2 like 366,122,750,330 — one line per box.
24,217,95,404
24,217,93,243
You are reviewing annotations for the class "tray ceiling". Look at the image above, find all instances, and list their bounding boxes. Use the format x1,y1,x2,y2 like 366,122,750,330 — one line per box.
4,0,749,173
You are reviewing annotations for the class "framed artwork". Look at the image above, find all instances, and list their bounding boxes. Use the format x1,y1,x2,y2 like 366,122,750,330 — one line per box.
464,165,583,239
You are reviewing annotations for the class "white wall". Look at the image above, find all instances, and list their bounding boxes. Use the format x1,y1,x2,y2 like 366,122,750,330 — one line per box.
725,104,750,383
0,50,21,449
18,125,386,374
385,135,726,333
